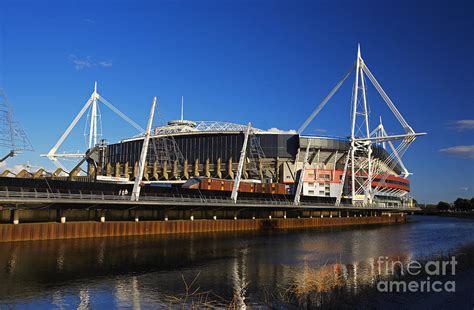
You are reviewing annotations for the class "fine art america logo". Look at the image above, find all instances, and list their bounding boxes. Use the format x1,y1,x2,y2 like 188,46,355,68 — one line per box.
376,256,457,293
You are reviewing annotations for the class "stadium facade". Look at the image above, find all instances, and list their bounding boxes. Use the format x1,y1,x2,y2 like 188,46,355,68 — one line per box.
92,119,412,207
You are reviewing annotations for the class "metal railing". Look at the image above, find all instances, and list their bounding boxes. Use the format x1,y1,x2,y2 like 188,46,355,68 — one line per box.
0,187,411,209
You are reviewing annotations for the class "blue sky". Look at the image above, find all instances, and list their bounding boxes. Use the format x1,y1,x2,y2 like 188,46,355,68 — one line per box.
0,0,473,203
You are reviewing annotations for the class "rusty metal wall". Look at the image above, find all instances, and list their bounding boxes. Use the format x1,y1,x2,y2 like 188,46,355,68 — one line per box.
0,214,405,242
272,214,405,229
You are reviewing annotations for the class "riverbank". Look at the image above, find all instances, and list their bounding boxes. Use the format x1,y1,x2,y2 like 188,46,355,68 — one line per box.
0,213,405,242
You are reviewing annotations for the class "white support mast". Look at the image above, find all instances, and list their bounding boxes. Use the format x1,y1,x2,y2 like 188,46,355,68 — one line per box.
231,122,251,203
131,97,157,201
43,82,145,170
297,45,425,207
358,47,373,205
346,45,374,205
181,96,184,121
294,140,311,206
89,82,98,148
349,46,361,204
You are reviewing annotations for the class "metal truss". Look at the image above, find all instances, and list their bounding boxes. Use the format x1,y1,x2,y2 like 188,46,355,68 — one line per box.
43,82,144,170
195,121,264,133
247,133,271,179
299,45,426,207
370,118,410,177
150,120,265,136
149,136,185,167
151,121,197,135
0,89,33,162
375,188,408,198
249,135,266,160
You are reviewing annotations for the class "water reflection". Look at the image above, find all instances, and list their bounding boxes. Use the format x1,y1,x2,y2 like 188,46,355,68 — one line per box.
77,289,89,310
0,216,473,308
52,290,64,309
291,256,410,292
232,247,249,308
115,276,141,309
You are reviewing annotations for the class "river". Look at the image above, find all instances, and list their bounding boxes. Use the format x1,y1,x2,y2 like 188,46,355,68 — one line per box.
0,215,473,308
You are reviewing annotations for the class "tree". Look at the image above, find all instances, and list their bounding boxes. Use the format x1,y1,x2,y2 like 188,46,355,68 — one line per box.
437,201,450,211
454,198,471,211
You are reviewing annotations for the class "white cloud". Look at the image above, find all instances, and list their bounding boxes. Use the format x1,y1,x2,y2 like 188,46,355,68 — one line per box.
267,127,297,134
439,145,474,160
69,55,93,70
448,120,474,131
98,61,113,68
69,54,112,70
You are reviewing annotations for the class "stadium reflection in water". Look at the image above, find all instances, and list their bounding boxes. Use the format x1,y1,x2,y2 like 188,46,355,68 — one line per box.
1,216,474,308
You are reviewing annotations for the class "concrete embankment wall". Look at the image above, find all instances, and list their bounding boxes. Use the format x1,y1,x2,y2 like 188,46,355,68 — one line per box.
0,214,405,242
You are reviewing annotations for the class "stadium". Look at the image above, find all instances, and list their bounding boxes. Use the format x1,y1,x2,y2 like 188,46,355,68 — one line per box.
90,118,412,207
44,46,424,208
0,47,423,241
